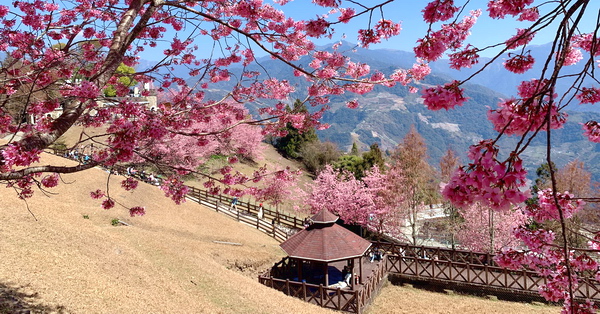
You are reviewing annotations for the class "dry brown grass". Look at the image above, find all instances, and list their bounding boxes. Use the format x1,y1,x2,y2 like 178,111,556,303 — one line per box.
0,152,331,313
0,149,561,313
368,282,559,314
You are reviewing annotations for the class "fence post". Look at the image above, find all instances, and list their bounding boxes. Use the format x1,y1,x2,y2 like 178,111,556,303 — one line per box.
286,279,290,295
319,285,324,306
302,281,307,301
237,209,240,221
216,201,219,213
356,290,361,314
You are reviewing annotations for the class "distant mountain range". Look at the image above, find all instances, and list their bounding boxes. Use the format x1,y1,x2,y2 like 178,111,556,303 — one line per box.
161,41,600,180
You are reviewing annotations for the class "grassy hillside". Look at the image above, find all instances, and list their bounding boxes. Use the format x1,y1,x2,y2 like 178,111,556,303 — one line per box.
0,150,560,313
0,152,330,313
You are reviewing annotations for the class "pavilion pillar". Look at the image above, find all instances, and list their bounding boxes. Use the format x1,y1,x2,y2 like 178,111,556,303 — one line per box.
324,262,329,286
350,259,355,290
359,256,363,284
298,259,303,282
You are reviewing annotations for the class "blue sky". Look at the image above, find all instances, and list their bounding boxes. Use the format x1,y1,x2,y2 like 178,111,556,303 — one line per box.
134,0,600,61
283,0,600,56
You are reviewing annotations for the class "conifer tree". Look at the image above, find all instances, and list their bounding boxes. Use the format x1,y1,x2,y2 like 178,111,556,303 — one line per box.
275,100,318,159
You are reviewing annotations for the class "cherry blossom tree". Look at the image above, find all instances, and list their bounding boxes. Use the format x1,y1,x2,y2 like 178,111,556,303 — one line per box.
362,165,406,240
439,148,460,249
249,166,301,220
304,164,405,239
304,164,374,225
456,202,526,253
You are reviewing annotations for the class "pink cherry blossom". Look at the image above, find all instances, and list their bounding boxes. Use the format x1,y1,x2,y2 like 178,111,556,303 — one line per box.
129,206,146,217
488,0,534,19
582,121,600,143
422,80,468,110
488,98,567,136
102,198,115,209
449,46,479,70
422,0,460,23
41,173,59,188
503,54,534,73
505,28,535,49
337,7,355,23
306,18,330,37
522,189,584,222
518,7,539,21
346,100,359,108
562,47,583,66
576,87,600,104
90,190,105,199
121,177,139,191
443,140,529,211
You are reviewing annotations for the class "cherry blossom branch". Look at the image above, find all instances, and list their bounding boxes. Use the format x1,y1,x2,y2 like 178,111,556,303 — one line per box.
0,162,99,180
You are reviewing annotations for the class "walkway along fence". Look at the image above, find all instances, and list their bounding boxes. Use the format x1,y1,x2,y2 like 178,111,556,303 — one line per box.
185,186,302,243
50,149,304,242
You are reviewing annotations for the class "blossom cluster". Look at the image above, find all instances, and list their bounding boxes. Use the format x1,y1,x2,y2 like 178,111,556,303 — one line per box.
422,0,460,23
422,80,468,110
582,121,600,143
414,10,480,62
487,97,567,136
442,140,529,211
503,54,534,74
522,189,585,222
160,177,190,205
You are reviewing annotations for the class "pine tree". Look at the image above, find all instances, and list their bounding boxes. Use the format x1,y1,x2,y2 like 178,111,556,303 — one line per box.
274,100,318,159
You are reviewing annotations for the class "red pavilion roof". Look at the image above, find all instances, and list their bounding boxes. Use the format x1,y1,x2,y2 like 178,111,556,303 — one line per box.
280,210,371,262
309,209,339,224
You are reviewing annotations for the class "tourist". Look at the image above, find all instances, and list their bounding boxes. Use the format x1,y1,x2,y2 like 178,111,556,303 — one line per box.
258,203,264,219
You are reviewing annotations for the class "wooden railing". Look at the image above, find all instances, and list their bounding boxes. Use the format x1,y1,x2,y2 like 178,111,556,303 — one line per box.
186,185,305,230
186,186,297,242
356,255,388,313
377,242,600,303
258,276,360,312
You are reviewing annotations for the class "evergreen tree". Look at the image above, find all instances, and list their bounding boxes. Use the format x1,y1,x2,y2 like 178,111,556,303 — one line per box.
362,143,385,172
333,154,365,178
274,100,318,159
350,142,359,155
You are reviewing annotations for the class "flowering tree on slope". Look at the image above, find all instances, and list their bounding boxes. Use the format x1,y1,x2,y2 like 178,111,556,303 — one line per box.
304,164,374,225
1,0,600,311
0,0,410,212
304,165,406,240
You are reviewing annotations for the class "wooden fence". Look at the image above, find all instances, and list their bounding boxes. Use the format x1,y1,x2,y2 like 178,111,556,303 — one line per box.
375,242,600,303
356,255,388,313
185,186,298,242
186,185,305,229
